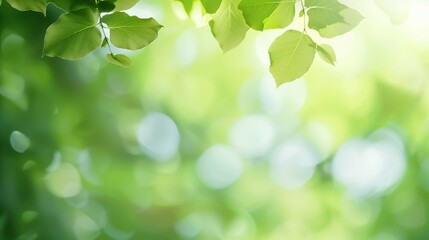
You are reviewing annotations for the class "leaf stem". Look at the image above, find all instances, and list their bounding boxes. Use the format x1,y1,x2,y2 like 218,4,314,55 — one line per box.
299,0,307,33
98,11,115,57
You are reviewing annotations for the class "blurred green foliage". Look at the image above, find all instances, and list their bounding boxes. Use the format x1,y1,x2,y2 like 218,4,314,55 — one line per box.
1,0,429,240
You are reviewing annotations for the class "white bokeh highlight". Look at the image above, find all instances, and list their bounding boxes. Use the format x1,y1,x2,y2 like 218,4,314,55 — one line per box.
196,145,243,189
229,115,275,159
269,139,319,189
10,131,30,153
45,163,81,198
137,112,180,161
332,129,406,197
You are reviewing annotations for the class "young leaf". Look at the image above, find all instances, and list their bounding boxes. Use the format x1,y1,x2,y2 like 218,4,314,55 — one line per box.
43,8,102,60
98,1,115,12
201,0,222,14
317,44,336,65
263,1,295,30
209,0,249,52
6,0,46,15
106,54,132,67
269,30,316,86
102,12,162,50
305,0,363,38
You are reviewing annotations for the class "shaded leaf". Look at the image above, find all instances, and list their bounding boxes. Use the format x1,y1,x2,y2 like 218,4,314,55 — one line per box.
48,0,96,12
6,0,46,14
106,53,132,67
98,1,115,12
269,30,316,86
201,0,222,14
317,44,336,65
102,12,162,50
101,37,109,47
112,0,138,11
209,0,248,52
43,8,101,60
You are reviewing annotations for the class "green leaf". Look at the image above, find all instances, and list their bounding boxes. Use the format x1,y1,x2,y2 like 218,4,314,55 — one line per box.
48,0,96,12
317,44,336,65
209,0,248,52
101,37,109,48
317,8,363,38
201,0,222,14
102,12,162,50
238,0,295,31
98,0,115,12
305,0,363,38
299,9,304,17
106,54,132,67
6,0,46,14
176,0,194,14
112,0,138,11
269,30,316,86
307,8,344,30
263,1,295,30
43,8,101,60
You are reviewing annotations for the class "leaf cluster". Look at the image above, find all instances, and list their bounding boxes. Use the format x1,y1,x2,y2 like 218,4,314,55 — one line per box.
4,0,162,67
3,0,363,84
178,0,363,86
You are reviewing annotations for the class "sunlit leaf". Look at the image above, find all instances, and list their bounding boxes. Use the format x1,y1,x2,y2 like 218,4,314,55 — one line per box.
305,0,362,38
307,8,344,30
317,44,336,65
6,0,46,14
269,30,316,86
263,1,295,30
238,0,280,31
43,8,101,60
209,0,248,52
201,0,222,14
238,0,295,31
317,8,363,38
102,12,162,50
106,54,132,67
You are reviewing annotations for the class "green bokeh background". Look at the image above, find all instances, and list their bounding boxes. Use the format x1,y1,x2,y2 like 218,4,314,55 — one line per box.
1,0,429,239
